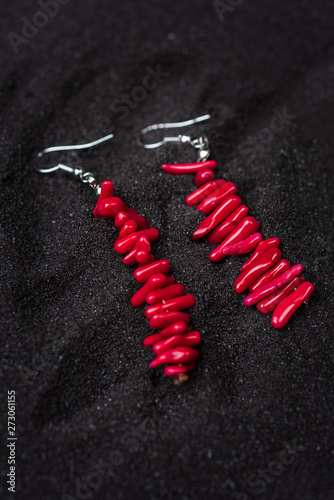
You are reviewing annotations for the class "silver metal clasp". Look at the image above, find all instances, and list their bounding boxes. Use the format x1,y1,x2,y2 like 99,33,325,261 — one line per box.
138,114,211,162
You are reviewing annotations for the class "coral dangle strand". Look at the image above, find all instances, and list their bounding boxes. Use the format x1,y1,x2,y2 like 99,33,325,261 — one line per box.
161,162,314,328
94,180,200,383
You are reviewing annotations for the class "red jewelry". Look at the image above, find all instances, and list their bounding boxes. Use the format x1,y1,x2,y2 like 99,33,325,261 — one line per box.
140,115,314,328
38,137,201,384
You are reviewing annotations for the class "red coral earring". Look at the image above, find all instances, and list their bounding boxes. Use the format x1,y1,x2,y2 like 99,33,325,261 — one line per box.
139,115,314,329
37,135,200,384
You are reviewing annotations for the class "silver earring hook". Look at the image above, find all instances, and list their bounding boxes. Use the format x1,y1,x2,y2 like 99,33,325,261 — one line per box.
138,114,211,162
37,133,114,196
37,133,114,158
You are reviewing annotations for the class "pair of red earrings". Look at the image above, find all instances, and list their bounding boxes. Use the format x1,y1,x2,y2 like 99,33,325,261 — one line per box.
38,115,314,384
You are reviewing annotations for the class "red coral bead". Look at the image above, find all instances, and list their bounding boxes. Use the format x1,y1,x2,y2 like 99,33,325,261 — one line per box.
134,259,170,283
220,233,262,256
146,283,186,305
118,220,138,239
234,248,282,293
114,228,159,254
243,264,304,306
209,217,261,262
161,161,217,175
98,196,125,219
256,277,305,314
249,259,291,292
152,331,201,355
149,346,199,367
138,254,155,266
241,238,280,272
136,235,151,251
197,181,238,215
135,250,150,264
191,195,242,240
143,321,190,346
149,311,190,329
99,198,150,229
93,180,114,218
185,179,225,206
271,281,314,328
122,235,152,265
145,295,196,319
122,247,140,265
194,168,215,187
131,274,175,308
164,363,196,377
114,211,132,228
207,205,249,244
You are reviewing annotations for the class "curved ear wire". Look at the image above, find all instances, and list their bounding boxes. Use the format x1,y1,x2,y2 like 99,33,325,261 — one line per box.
138,114,210,149
36,133,114,195
138,114,211,162
37,133,114,158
